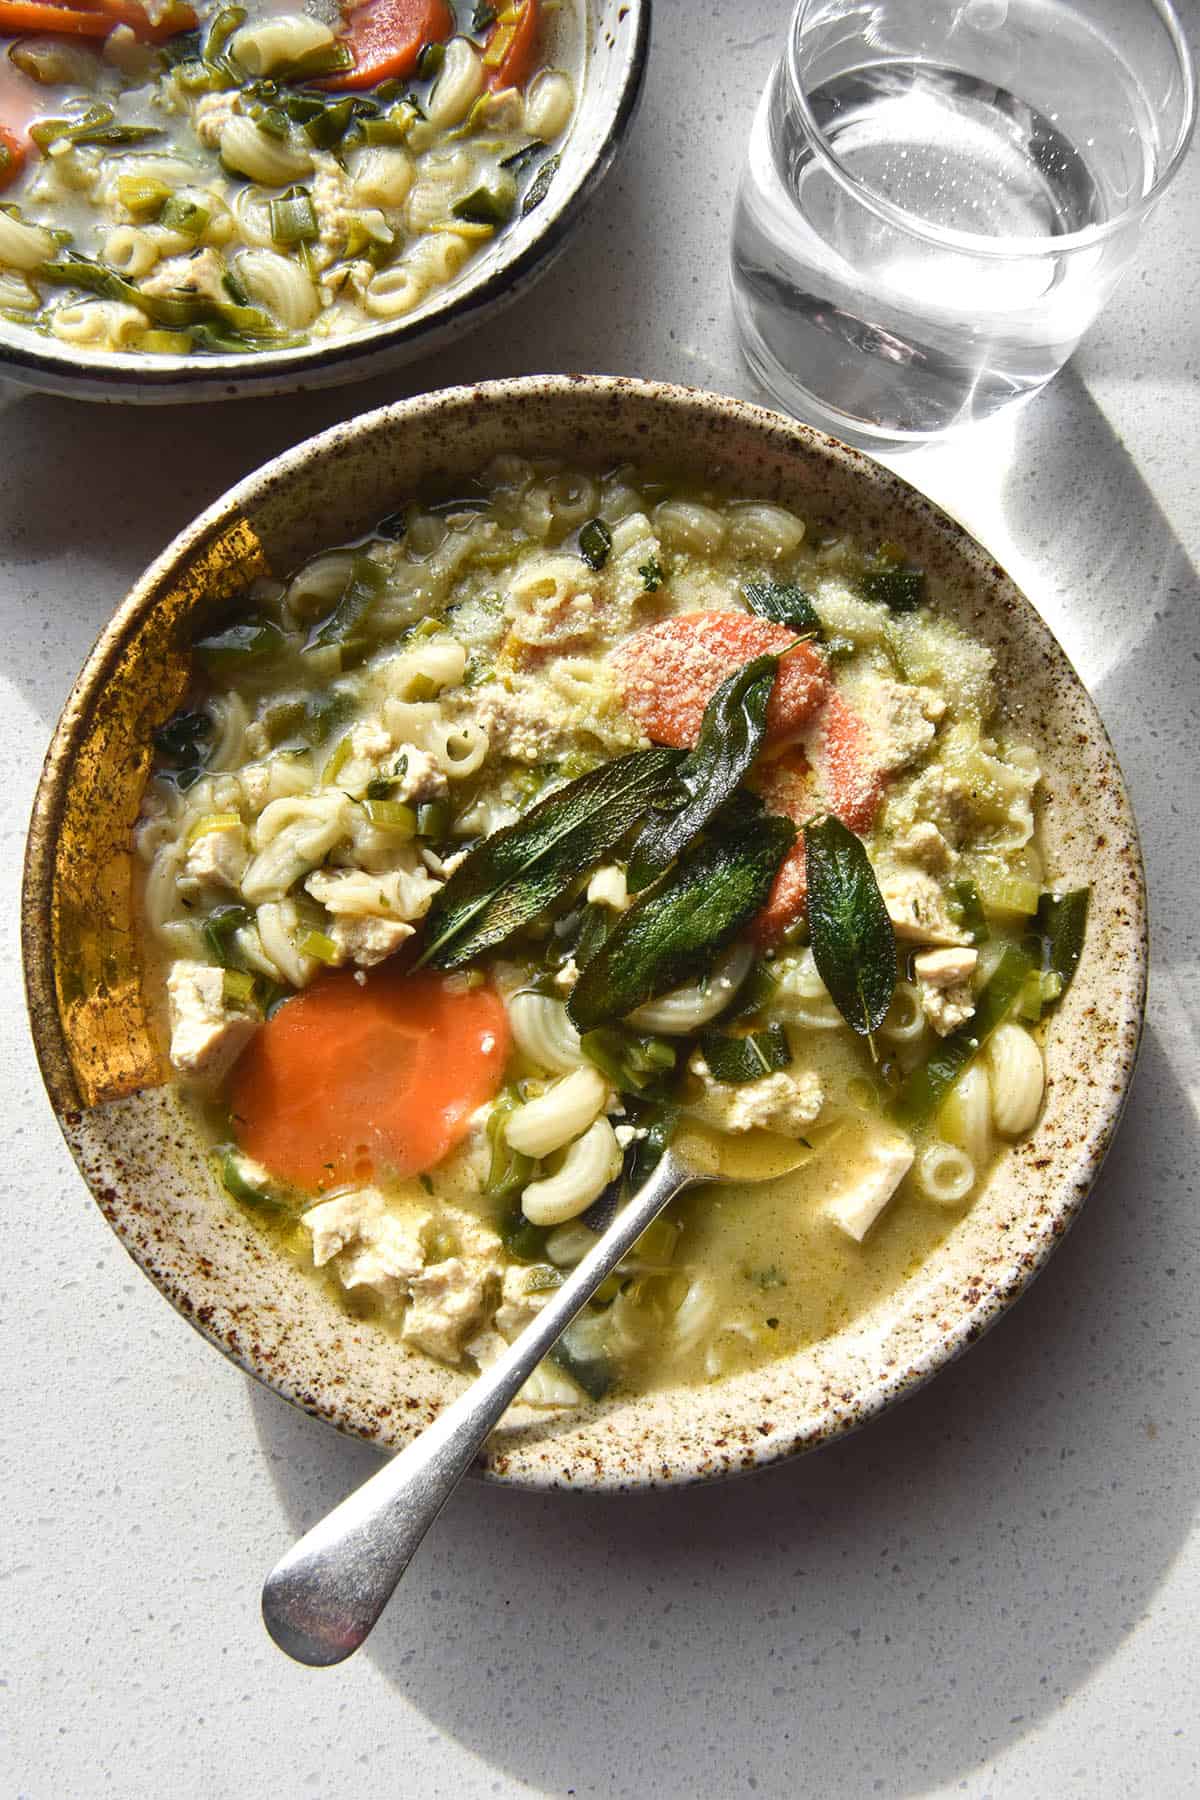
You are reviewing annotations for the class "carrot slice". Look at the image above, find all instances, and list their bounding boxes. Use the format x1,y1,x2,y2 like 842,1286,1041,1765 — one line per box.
814,689,885,834
0,1,113,36
79,0,197,44
614,611,830,750
482,0,539,92
750,751,814,947
229,965,509,1192
0,125,26,191
322,0,453,91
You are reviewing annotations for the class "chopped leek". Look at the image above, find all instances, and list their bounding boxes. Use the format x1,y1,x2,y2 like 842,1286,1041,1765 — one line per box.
269,187,318,246
159,194,209,238
300,930,339,965
203,903,251,967
219,1146,284,1212
195,618,283,670
185,811,241,845
452,180,515,227
974,865,1041,920
363,799,418,834
950,877,990,943
580,1027,677,1095
222,967,257,1006
321,736,353,786
416,800,451,839
116,174,171,216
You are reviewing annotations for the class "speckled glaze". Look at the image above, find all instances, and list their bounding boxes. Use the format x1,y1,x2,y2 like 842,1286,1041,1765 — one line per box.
22,377,1147,1490
0,2,649,406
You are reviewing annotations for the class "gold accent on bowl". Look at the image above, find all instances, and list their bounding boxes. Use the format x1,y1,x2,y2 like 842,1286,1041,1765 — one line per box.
24,516,268,1111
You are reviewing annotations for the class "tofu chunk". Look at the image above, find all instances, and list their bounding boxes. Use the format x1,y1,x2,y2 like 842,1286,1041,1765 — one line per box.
328,914,414,968
825,1131,916,1242
402,1257,495,1364
139,246,228,305
914,947,979,1036
181,825,248,893
303,1187,430,1304
166,960,258,1083
881,869,971,946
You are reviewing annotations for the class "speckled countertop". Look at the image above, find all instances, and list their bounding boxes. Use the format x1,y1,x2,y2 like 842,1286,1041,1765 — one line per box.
3,2,1198,1795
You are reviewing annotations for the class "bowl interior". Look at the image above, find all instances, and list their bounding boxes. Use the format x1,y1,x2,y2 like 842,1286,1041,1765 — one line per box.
0,0,648,404
23,377,1147,1488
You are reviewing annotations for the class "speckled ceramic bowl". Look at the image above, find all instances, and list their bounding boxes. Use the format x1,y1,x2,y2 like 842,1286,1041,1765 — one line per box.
22,376,1147,1489
0,2,648,406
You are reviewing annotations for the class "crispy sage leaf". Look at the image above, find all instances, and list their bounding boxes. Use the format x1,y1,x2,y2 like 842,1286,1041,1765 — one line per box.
419,749,681,969
626,654,777,892
742,577,823,637
803,815,896,1037
700,1022,792,1085
578,517,612,570
568,809,796,1031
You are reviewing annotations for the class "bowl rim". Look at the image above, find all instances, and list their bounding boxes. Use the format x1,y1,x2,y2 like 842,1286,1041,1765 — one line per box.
0,0,651,404
22,374,1149,1490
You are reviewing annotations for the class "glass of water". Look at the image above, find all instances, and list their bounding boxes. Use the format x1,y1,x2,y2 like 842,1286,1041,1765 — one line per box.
730,0,1196,449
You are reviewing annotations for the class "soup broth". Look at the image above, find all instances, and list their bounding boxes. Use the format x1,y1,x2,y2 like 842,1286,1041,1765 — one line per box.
0,0,579,356
135,458,1083,1408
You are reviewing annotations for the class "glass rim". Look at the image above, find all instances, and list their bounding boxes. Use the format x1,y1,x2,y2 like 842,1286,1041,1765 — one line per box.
786,0,1198,259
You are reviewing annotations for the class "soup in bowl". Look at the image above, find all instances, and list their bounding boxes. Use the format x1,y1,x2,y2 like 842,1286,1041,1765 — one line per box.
22,377,1146,1487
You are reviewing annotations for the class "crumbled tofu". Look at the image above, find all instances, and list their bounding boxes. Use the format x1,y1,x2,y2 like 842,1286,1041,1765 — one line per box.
303,1187,430,1304
494,1264,553,1341
139,246,228,305
166,960,258,1082
692,1063,824,1136
395,747,449,805
402,1256,495,1363
587,864,629,910
459,666,641,764
881,870,971,945
884,765,975,850
181,825,248,892
847,673,942,775
825,1132,915,1242
328,914,414,967
892,819,956,873
913,947,978,986
310,151,356,261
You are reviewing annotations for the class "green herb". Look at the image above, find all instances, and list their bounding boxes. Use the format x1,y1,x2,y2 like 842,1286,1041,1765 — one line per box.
950,877,990,944
803,815,896,1038
626,654,777,892
203,903,251,967
521,152,559,216
499,140,543,174
195,618,284,670
304,96,358,149
551,1325,613,1401
699,1023,791,1085
639,554,665,592
578,517,613,571
269,186,318,246
153,709,212,770
860,557,925,613
568,808,795,1032
1034,888,1089,1001
219,1146,285,1212
307,557,386,651
471,2,498,28
419,749,682,970
452,181,513,225
416,39,445,77
580,1027,677,1095
30,104,162,151
278,38,354,80
893,944,1035,1124
202,4,246,74
742,577,822,637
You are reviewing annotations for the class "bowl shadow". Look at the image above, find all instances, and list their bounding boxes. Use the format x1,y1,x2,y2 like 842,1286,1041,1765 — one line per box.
247,1021,1197,1798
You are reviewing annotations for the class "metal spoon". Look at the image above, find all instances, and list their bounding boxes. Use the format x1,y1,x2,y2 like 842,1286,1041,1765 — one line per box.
261,1124,804,1666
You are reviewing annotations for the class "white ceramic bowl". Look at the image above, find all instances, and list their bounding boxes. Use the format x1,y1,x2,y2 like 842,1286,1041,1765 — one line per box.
22,376,1147,1488
0,2,649,404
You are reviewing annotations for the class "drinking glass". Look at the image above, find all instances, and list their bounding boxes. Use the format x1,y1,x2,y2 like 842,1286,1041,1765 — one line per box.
730,0,1196,449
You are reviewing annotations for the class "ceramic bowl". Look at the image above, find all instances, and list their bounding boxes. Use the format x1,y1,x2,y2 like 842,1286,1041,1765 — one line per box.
22,376,1147,1489
0,2,648,406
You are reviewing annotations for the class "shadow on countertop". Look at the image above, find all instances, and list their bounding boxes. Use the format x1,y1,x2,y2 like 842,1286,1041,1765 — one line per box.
245,371,1200,1797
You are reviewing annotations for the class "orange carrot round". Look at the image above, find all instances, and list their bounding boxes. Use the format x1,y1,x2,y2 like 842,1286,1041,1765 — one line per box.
323,0,453,91
0,0,114,36
815,689,885,834
0,124,26,191
483,0,540,91
229,965,509,1192
614,611,830,750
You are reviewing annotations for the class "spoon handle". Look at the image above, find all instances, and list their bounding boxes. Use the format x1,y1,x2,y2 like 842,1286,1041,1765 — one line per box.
261,1147,694,1666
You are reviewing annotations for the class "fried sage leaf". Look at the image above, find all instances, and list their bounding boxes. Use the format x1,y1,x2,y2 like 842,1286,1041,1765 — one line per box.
568,808,796,1031
700,1022,792,1085
419,748,681,970
803,815,896,1037
626,654,777,892
742,577,823,637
